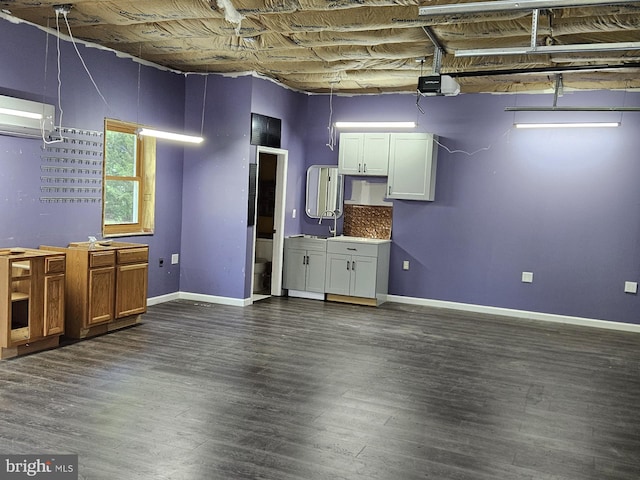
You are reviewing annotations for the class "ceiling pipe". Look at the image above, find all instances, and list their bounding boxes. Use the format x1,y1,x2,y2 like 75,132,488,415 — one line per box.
418,0,634,16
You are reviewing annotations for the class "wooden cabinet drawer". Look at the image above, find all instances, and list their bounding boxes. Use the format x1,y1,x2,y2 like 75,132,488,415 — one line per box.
117,247,148,265
89,251,115,268
45,256,65,274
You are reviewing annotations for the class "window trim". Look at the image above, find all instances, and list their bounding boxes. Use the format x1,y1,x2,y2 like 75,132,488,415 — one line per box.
102,118,155,237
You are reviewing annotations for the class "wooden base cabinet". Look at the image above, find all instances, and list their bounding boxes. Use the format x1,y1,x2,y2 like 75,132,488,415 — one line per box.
0,249,66,359
41,242,148,339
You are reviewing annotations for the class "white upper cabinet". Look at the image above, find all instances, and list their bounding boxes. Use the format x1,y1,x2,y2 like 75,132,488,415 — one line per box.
387,133,439,202
338,133,390,176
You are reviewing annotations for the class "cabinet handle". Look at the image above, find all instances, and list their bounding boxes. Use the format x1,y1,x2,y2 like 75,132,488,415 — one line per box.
347,247,357,251
346,260,350,271
352,261,356,271
306,255,310,265
358,163,362,173
363,163,367,173
388,185,391,195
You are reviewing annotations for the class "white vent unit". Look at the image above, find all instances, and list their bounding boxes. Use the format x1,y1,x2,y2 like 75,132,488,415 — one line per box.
0,94,55,139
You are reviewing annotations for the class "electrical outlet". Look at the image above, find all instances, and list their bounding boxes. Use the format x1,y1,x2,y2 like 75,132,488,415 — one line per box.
624,281,638,294
171,253,179,264
159,258,164,268
402,260,410,271
521,271,533,283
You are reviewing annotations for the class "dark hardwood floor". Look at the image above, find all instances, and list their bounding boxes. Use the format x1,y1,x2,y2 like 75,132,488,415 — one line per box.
1,297,640,479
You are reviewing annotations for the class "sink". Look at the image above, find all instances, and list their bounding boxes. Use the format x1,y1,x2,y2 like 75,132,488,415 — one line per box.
302,234,328,240
327,235,391,244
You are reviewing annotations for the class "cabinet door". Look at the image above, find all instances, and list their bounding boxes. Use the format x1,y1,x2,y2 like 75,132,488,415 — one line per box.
325,253,351,295
387,133,438,201
43,273,65,336
116,263,148,318
305,250,326,293
88,267,115,325
338,133,363,175
362,133,390,175
350,255,378,298
284,248,307,291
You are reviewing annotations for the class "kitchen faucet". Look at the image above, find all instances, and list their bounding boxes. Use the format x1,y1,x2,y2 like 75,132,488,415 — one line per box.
319,209,338,237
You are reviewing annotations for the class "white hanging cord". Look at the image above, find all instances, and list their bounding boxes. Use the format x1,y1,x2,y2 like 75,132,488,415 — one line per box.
40,10,65,145
434,126,512,157
62,11,111,111
326,82,337,151
200,75,208,136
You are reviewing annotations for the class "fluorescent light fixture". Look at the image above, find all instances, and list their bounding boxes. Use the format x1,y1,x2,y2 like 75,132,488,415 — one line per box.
137,128,203,144
419,0,632,16
0,107,43,120
334,121,416,129
514,122,620,129
455,41,640,58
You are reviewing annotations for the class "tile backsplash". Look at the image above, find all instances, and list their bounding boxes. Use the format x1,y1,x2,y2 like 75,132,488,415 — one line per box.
343,204,392,239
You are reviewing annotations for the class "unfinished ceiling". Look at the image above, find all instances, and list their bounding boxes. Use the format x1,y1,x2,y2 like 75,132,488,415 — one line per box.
2,0,640,94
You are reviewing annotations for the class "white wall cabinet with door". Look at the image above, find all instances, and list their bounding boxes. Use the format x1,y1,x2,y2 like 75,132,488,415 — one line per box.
387,133,439,201
325,239,390,306
338,133,390,176
283,236,327,300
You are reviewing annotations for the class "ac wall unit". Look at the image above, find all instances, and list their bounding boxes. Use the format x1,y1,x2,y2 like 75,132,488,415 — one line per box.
0,94,55,139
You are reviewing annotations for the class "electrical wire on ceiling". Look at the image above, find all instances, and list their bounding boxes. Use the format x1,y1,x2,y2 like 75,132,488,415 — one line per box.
60,7,110,112
416,59,426,115
325,81,337,151
200,75,208,137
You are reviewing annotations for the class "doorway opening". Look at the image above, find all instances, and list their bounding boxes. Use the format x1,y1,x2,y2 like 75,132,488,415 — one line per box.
251,146,287,303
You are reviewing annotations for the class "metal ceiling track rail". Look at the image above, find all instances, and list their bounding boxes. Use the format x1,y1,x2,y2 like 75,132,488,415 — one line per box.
420,0,640,58
418,0,635,16
505,74,640,112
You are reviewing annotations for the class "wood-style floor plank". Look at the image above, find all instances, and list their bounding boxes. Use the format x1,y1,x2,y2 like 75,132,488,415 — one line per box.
1,297,639,479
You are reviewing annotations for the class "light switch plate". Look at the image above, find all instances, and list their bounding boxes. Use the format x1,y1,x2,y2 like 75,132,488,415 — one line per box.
171,253,179,265
624,281,637,294
402,260,409,271
522,271,534,283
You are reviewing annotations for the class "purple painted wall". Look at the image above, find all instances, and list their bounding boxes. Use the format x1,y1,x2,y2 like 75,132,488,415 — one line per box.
180,75,308,299
304,90,640,324
4,16,640,325
0,18,185,297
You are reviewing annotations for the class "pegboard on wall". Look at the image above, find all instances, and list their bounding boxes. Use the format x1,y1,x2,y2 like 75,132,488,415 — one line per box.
40,127,103,204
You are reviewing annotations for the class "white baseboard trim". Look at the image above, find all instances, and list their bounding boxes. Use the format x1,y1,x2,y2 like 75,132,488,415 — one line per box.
385,294,640,334
146,291,250,307
147,292,180,306
288,290,325,301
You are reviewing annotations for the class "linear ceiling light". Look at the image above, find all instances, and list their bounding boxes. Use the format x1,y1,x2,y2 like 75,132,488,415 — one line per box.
334,121,416,129
506,106,640,112
419,0,632,16
455,41,640,58
0,107,43,120
514,122,620,129
137,128,204,144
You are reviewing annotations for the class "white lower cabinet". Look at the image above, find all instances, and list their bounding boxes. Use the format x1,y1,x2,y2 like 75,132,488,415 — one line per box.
283,237,327,296
325,239,390,305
